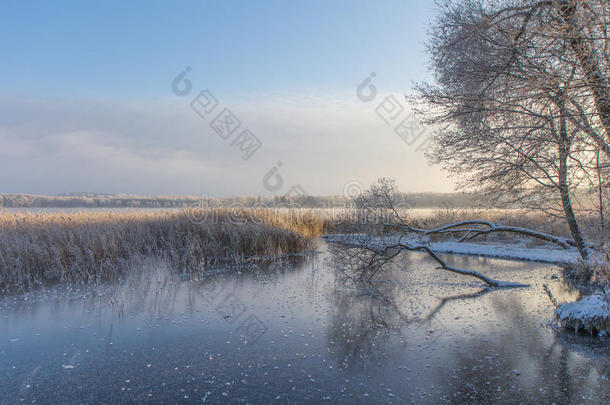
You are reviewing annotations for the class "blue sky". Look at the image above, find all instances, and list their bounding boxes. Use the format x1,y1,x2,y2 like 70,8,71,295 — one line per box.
0,0,454,196
2,0,434,97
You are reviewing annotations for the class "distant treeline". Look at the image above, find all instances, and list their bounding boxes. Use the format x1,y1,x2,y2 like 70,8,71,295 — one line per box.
0,192,483,209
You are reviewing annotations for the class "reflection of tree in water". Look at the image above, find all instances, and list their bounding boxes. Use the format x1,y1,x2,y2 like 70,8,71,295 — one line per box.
434,295,610,404
325,248,609,402
327,278,498,371
326,248,499,370
327,281,408,370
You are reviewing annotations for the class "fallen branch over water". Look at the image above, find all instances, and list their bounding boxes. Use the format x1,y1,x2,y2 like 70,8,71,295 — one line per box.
391,220,577,250
328,234,528,288
398,242,529,288
333,178,604,288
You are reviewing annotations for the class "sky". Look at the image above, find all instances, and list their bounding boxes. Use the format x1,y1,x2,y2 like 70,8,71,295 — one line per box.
0,0,456,197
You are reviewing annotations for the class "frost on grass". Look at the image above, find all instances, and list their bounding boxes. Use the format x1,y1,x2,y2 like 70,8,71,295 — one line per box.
556,292,610,337
0,208,322,292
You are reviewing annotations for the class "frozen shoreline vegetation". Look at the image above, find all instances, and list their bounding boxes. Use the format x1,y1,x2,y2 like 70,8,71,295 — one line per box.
0,208,325,292
557,291,610,336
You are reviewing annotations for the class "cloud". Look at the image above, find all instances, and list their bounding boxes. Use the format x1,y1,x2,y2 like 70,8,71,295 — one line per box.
0,93,454,195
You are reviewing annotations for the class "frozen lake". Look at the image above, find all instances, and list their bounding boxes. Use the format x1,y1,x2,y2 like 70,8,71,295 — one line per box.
1,245,608,404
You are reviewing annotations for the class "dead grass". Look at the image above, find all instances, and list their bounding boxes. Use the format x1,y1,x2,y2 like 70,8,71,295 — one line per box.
0,208,324,292
1,206,606,292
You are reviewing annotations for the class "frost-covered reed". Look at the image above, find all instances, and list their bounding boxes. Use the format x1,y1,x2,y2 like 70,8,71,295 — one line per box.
0,208,325,292
2,206,606,292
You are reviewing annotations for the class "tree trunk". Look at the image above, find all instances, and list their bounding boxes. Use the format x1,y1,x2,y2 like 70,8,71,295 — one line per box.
558,106,590,261
596,150,605,248
558,175,588,261
558,0,610,157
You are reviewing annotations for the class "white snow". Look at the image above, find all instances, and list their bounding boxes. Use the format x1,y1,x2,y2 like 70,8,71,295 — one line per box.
556,292,610,336
557,294,609,320
324,233,584,264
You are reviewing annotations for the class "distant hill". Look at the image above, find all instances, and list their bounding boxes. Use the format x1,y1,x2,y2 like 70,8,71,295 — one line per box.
0,192,484,209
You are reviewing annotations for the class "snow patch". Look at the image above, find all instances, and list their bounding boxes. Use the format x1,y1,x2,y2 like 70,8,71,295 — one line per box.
556,292,610,336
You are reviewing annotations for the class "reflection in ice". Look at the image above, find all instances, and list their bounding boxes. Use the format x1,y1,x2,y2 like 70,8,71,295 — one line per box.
0,244,608,403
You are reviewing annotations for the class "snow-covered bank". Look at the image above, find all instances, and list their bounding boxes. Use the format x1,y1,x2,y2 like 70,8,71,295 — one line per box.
556,292,610,336
324,233,583,264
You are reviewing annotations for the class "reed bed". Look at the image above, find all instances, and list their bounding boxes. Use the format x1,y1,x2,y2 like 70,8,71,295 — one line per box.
0,208,325,292
2,205,606,292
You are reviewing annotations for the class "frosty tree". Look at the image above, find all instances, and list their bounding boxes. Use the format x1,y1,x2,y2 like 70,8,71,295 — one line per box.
415,0,609,262
329,1,609,287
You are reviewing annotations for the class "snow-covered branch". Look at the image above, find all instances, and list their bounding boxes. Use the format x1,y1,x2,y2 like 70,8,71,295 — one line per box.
332,233,529,288
388,220,576,249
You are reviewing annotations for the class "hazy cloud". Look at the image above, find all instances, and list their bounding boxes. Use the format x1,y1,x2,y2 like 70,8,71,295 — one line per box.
0,93,454,196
